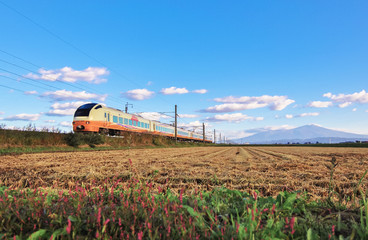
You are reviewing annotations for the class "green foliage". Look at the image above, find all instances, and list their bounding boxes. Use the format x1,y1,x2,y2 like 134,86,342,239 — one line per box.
64,133,104,148
0,178,366,240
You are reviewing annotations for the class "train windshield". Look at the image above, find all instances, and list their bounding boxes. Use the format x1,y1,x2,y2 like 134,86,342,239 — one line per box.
74,103,97,117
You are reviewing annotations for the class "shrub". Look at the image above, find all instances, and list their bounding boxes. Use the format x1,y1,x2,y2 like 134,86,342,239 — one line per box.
65,133,83,147
83,133,104,148
65,133,104,148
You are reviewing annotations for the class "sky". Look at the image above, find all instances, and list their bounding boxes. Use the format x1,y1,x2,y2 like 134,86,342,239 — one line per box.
0,0,367,140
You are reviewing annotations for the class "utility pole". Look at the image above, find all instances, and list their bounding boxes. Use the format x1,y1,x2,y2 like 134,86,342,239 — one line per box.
219,133,222,144
203,122,205,143
213,129,216,144
125,102,133,113
175,105,177,143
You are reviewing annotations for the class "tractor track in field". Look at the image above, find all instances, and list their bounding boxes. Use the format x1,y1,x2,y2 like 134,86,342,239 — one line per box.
0,146,368,200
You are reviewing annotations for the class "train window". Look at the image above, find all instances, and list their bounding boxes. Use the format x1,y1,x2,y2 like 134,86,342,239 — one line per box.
104,113,106,118
129,120,132,125
108,113,110,122
113,116,118,123
95,105,102,110
119,117,123,124
74,103,97,117
124,118,128,125
138,122,141,127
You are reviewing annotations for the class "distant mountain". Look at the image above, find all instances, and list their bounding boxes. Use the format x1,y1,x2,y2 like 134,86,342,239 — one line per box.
233,125,368,144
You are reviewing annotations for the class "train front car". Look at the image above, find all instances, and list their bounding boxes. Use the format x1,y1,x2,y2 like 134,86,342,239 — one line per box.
73,103,103,133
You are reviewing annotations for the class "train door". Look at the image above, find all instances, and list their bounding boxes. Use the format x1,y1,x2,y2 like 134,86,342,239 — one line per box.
104,111,110,126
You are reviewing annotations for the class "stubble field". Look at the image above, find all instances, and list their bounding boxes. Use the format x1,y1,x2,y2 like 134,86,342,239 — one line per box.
1,146,367,200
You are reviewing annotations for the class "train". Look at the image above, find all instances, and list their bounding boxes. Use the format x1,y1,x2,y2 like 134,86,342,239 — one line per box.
72,103,212,143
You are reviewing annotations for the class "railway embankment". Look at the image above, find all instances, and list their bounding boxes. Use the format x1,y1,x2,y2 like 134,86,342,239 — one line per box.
0,128,207,155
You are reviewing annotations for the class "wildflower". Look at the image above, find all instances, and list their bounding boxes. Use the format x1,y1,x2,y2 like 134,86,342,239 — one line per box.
290,217,296,234
104,219,110,226
97,207,102,226
66,218,72,234
253,191,258,200
332,225,335,235
137,231,143,240
271,204,276,215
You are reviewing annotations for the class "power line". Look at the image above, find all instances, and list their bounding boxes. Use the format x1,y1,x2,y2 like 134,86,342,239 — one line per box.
0,83,25,93
0,1,180,111
0,67,60,91
0,75,51,91
0,1,169,98
0,50,166,114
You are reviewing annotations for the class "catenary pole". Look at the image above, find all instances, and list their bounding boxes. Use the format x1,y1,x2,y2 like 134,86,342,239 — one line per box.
175,105,177,143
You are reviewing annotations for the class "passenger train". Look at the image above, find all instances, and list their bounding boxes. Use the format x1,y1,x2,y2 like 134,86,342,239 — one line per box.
72,103,212,143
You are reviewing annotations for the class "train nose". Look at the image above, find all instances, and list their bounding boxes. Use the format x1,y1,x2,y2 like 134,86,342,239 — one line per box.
76,125,85,130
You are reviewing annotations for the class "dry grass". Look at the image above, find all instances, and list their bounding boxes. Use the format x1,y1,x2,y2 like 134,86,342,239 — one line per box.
0,146,367,200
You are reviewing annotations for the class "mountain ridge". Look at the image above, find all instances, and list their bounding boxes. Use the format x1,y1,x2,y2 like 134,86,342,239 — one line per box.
233,125,368,144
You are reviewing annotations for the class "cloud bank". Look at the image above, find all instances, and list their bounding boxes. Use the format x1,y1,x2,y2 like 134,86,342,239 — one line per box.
4,113,41,121
47,101,87,116
206,113,264,123
42,90,107,102
203,95,294,113
123,89,154,100
25,67,109,84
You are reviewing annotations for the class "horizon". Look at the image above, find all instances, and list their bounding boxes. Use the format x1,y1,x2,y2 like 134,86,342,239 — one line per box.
1,1,368,139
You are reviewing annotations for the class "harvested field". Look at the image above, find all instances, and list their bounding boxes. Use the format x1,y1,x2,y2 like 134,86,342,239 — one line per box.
1,146,368,200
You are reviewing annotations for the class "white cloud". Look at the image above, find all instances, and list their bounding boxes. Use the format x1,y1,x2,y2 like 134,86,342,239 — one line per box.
192,89,208,94
285,114,294,119
226,125,296,140
123,89,154,100
206,113,264,123
42,90,107,102
338,102,352,108
138,112,172,121
307,101,333,108
284,112,319,119
323,90,368,107
25,67,109,84
299,112,319,117
44,120,56,123
24,90,38,95
0,112,4,115
160,87,189,95
178,121,209,129
206,95,295,112
46,101,88,116
352,108,357,112
47,109,76,116
204,103,268,113
59,121,72,127
178,114,200,118
146,81,153,86
4,113,41,121
51,101,87,110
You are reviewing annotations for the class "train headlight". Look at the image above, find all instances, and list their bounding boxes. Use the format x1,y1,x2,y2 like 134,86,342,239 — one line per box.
86,121,90,124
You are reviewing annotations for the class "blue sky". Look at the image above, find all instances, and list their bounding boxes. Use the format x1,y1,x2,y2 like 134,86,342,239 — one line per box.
1,0,367,139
